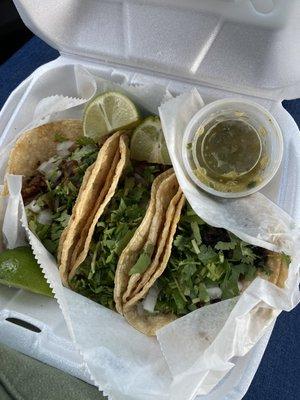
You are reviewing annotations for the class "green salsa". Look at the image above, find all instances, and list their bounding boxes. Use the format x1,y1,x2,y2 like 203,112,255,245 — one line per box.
189,119,267,193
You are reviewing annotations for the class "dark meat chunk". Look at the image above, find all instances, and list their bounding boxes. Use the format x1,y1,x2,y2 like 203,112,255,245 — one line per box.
22,173,47,205
132,161,168,185
202,226,230,247
61,159,79,178
133,161,168,175
253,246,268,262
133,161,154,174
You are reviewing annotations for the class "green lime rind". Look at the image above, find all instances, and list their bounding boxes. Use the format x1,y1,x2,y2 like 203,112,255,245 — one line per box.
83,91,141,141
130,116,172,165
0,246,53,298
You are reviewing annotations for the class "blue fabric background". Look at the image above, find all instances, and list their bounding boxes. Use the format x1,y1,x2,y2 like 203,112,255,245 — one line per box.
0,36,299,400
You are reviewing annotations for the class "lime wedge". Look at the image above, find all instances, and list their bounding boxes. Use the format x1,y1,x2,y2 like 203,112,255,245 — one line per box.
83,92,140,141
0,246,53,297
130,116,172,165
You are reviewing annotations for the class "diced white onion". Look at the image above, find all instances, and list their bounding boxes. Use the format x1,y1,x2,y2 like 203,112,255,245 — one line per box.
137,302,145,316
207,286,222,300
37,210,53,225
57,140,74,157
38,156,58,175
142,285,160,313
27,200,41,213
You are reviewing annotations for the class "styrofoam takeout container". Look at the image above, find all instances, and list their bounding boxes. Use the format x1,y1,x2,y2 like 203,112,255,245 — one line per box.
0,1,300,399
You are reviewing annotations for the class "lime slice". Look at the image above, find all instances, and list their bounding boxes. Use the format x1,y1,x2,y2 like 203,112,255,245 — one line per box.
0,246,53,297
83,92,140,141
130,116,172,165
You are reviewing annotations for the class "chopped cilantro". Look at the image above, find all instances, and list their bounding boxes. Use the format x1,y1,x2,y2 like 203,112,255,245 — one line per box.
191,221,202,245
129,244,154,275
76,136,96,146
26,141,99,255
70,163,163,310
154,204,272,316
129,253,152,275
215,241,236,251
281,253,291,265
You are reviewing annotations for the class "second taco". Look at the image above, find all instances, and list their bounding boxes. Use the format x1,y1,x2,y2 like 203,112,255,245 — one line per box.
118,183,289,335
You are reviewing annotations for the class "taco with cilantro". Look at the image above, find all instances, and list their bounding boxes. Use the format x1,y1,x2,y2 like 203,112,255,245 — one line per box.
4,120,126,284
117,184,289,336
4,118,177,314
68,165,178,310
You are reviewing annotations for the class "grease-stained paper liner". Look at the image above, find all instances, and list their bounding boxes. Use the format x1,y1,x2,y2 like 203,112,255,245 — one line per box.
1,67,299,400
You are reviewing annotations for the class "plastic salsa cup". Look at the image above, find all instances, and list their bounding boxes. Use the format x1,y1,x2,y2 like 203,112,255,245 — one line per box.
182,98,284,198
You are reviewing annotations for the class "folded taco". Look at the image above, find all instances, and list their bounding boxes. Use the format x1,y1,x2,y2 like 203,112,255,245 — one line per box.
5,120,122,270
5,115,177,315
67,154,177,310
117,183,289,335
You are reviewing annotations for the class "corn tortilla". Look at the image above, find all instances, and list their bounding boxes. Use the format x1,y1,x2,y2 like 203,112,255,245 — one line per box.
3,120,83,196
114,169,174,314
121,173,179,305
59,130,125,285
122,190,289,335
68,134,129,280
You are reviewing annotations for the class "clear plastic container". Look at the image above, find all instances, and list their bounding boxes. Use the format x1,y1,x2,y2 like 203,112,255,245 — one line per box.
182,99,284,198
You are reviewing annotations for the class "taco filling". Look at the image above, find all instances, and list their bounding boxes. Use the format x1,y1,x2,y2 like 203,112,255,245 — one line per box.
117,175,289,335
141,204,272,317
70,162,166,310
25,136,99,255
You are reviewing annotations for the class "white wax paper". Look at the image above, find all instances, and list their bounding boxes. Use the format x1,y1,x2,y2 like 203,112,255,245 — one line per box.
1,65,299,400
2,175,26,249
158,90,300,399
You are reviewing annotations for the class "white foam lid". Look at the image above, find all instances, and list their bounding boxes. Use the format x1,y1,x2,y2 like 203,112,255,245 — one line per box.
13,0,300,101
